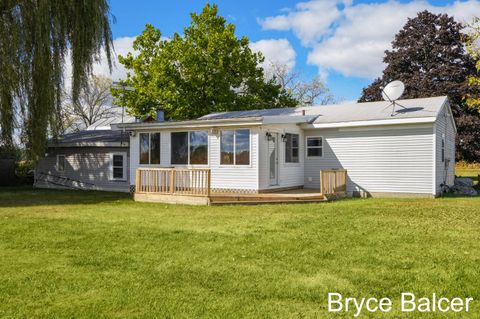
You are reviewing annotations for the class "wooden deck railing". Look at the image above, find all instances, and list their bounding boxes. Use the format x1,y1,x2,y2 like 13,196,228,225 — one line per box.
320,169,347,197
135,168,211,196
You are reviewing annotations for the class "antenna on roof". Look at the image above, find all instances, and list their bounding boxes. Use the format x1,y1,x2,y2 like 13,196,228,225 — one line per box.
380,80,406,116
112,81,135,146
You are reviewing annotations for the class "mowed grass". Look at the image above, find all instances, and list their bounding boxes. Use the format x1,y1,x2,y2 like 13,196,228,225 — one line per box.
0,187,479,318
456,167,479,185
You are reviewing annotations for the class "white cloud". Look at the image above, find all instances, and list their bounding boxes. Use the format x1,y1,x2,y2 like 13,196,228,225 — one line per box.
260,0,352,46
260,0,480,79
63,36,137,87
250,38,296,72
92,36,138,80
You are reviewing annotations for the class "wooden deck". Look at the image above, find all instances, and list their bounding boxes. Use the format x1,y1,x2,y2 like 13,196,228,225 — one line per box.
209,189,326,205
134,168,347,205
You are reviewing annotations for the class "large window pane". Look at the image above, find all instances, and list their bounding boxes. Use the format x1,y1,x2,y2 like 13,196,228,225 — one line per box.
171,132,188,164
235,129,250,165
113,155,123,167
113,167,123,179
306,137,323,158
112,154,124,179
307,137,322,147
307,148,322,157
150,133,161,164
285,133,299,163
190,131,208,164
221,130,234,165
139,133,149,164
57,155,65,172
292,147,299,159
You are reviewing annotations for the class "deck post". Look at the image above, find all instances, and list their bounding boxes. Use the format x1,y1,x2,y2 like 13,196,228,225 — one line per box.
135,169,140,193
207,169,211,197
320,169,347,198
333,171,337,193
320,170,324,196
170,169,175,194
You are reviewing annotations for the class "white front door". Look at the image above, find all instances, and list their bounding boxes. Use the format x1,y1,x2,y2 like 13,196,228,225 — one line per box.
268,133,279,185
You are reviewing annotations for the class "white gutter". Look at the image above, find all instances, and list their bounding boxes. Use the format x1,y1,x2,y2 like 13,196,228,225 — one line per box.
301,117,437,129
48,142,128,148
113,117,263,130
113,114,440,131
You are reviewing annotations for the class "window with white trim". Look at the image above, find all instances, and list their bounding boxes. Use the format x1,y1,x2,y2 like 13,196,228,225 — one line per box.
306,136,323,157
56,155,66,172
111,153,126,180
220,129,250,165
139,132,160,164
285,133,299,163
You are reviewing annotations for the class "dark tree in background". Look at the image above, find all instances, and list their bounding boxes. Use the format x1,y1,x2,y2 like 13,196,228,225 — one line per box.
0,0,113,160
359,11,480,162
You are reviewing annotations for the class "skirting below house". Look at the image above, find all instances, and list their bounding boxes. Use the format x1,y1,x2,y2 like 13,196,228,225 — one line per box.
211,188,258,194
134,193,211,205
209,185,305,194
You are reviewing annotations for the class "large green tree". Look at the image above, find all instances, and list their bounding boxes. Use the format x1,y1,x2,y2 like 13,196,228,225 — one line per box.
359,11,480,162
113,4,297,120
0,0,113,159
465,17,480,112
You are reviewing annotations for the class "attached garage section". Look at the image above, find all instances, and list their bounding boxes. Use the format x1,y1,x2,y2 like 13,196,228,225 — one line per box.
303,124,435,197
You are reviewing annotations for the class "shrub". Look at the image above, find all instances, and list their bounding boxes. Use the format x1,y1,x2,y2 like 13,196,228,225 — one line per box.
15,160,34,177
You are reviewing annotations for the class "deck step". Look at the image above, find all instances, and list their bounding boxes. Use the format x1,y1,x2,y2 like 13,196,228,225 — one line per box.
210,197,325,202
210,196,324,202
210,199,326,205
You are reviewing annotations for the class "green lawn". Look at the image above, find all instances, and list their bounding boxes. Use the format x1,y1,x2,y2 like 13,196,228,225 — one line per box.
0,187,479,318
456,167,479,185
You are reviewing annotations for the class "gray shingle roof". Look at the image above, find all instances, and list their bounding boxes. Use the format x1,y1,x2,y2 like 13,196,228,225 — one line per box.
198,96,448,124
311,96,446,124
49,130,129,147
199,107,299,120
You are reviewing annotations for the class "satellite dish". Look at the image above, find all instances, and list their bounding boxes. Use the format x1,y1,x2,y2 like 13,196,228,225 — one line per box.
381,80,405,102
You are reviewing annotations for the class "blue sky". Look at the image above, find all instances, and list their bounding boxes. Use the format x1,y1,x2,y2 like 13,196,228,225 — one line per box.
100,0,480,102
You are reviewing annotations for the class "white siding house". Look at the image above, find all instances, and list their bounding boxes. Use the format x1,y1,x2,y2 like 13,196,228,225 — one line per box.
35,110,136,192
129,127,261,192
303,125,435,196
118,96,456,198
35,132,131,192
258,124,305,190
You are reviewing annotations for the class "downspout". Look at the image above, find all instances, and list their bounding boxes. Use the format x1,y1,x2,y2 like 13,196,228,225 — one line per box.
440,109,450,195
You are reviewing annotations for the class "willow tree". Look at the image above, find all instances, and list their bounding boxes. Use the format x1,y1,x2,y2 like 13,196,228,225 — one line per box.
0,0,113,159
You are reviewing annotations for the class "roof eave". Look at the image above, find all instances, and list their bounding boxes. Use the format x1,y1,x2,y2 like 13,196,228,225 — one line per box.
302,117,437,129
439,97,457,133
48,142,129,148
114,117,264,130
